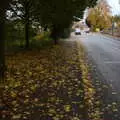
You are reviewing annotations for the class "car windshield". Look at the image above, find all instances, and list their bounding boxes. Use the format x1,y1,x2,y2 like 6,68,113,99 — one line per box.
75,28,80,32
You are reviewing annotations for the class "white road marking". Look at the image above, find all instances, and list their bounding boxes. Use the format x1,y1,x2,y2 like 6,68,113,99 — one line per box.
104,61,120,64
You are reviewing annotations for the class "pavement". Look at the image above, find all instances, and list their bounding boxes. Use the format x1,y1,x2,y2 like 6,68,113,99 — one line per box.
72,32,120,120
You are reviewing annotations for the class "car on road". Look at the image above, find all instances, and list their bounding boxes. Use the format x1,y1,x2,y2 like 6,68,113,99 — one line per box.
85,30,90,33
75,28,81,35
85,28,90,33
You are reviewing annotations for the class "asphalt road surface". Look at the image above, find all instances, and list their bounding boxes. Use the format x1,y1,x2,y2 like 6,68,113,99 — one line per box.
79,33,120,92
73,32,120,120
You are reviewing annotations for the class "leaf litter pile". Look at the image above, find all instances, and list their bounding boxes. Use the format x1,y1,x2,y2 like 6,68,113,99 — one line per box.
0,41,101,120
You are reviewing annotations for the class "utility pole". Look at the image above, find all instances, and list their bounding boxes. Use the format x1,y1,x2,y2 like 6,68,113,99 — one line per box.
112,22,114,36
111,16,114,36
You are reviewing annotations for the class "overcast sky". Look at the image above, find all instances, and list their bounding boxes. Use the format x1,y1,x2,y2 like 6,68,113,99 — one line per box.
107,0,120,15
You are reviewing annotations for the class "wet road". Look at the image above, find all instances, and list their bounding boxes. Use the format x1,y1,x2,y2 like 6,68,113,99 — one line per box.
74,33,120,119
78,33,120,93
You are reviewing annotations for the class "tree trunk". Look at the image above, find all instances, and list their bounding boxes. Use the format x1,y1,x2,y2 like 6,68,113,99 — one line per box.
25,20,29,49
54,38,58,45
0,9,6,82
51,25,58,44
25,2,29,49
44,25,48,31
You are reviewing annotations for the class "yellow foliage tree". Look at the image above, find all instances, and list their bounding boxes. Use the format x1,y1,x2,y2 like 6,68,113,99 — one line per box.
87,0,112,31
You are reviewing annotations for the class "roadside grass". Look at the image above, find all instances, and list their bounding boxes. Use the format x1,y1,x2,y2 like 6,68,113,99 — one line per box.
30,32,54,49
5,32,54,53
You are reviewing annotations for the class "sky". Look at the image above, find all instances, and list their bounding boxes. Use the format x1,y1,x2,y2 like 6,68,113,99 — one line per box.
107,0,120,15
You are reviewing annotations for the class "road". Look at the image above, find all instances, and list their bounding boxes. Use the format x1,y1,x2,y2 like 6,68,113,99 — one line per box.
78,33,120,92
73,33,120,119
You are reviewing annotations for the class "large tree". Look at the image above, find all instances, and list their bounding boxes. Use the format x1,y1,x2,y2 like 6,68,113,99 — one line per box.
33,0,97,44
8,0,97,44
86,0,111,31
0,0,97,81
0,0,11,81
9,0,34,48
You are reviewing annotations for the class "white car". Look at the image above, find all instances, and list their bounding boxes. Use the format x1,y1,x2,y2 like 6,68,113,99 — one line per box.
75,28,81,35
